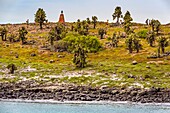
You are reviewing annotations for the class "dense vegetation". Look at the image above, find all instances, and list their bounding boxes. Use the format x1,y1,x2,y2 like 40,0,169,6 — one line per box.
0,7,170,89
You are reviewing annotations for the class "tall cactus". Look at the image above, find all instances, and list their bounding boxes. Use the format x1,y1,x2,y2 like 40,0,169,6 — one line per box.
112,6,122,25
73,45,87,68
92,16,98,29
18,27,28,45
111,33,119,47
98,28,106,39
157,36,168,56
150,19,161,35
146,31,155,47
126,34,133,53
0,27,8,41
123,11,133,35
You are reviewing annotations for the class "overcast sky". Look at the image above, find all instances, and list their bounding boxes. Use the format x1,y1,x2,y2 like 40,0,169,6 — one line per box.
0,0,170,24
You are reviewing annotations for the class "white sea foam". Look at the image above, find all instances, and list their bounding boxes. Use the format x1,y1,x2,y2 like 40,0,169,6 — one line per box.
1,99,170,106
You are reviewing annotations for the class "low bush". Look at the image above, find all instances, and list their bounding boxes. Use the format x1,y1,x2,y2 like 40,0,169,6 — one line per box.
137,30,148,39
54,40,69,52
63,33,102,53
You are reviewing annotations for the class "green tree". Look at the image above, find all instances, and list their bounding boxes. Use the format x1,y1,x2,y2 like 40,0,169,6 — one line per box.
35,8,47,29
18,27,28,44
123,11,133,34
112,6,122,25
92,16,98,29
98,28,106,39
0,27,8,41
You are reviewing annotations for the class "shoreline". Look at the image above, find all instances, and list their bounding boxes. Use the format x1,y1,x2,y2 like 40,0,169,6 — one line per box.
0,81,170,103
1,99,170,106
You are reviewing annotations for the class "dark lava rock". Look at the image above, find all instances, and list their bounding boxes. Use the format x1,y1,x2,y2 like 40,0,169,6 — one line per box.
49,60,55,63
30,53,36,57
132,60,138,65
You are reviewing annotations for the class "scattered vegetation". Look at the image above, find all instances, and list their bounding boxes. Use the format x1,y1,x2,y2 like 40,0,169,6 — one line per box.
0,7,170,88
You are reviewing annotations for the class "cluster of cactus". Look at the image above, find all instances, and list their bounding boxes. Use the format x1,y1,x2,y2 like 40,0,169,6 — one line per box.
126,33,141,53
48,24,67,51
111,33,120,47
74,19,89,35
0,27,8,41
150,19,161,35
157,36,168,57
8,33,16,42
146,31,155,47
73,45,87,68
0,26,28,43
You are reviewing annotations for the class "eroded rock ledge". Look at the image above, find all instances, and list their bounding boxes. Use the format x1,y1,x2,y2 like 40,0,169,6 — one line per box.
0,81,170,103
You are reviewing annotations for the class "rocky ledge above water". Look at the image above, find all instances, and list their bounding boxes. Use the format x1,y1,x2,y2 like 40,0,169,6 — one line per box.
0,81,170,103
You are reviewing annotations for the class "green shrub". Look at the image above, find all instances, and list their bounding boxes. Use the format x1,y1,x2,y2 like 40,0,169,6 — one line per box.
62,33,102,68
137,30,148,39
63,33,102,53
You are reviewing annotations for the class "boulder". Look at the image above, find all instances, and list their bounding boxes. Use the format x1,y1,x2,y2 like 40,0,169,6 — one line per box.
15,54,19,58
132,60,138,65
30,53,36,57
49,60,55,63
146,65,151,69
57,55,65,58
111,90,119,95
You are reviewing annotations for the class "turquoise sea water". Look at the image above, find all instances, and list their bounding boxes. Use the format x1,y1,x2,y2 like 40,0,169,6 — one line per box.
0,101,170,113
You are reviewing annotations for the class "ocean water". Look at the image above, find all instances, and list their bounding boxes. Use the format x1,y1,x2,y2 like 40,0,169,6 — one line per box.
0,101,170,113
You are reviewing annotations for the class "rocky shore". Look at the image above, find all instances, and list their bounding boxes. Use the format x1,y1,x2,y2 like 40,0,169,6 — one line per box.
0,81,170,103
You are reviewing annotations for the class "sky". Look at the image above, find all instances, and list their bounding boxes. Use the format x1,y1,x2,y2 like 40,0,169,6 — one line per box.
0,0,170,24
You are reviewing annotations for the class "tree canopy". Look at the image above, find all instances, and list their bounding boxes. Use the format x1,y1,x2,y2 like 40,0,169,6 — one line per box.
123,11,133,34
35,8,47,29
112,6,122,24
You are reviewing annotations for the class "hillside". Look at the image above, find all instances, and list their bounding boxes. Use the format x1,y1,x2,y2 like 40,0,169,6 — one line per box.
0,22,170,89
